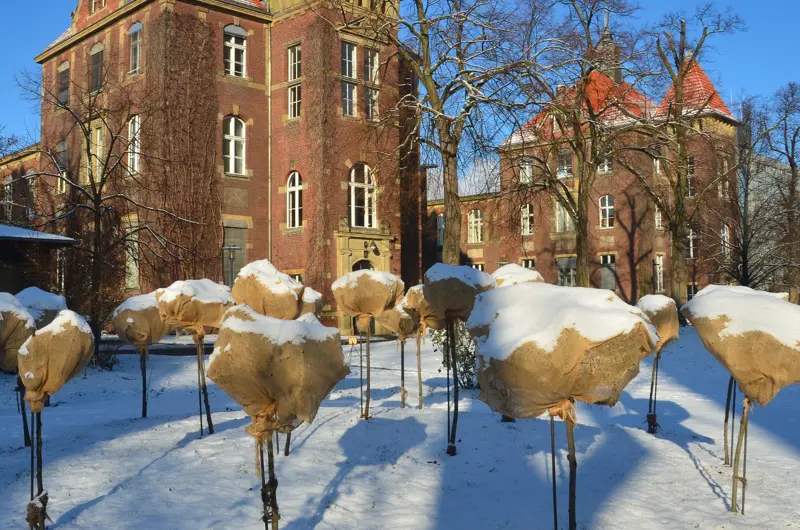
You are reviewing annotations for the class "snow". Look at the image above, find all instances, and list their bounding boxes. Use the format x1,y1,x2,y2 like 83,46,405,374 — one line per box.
331,270,401,290
217,305,339,347
14,287,66,323
2,329,800,529
302,287,322,304
424,263,495,289
0,223,74,243
237,260,302,296
297,312,322,325
113,293,158,317
636,294,675,313
682,285,800,349
491,263,544,285
156,279,233,305
19,310,91,357
0,293,36,329
467,283,658,361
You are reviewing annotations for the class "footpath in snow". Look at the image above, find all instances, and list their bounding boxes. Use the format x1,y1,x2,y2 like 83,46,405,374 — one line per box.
1,328,799,529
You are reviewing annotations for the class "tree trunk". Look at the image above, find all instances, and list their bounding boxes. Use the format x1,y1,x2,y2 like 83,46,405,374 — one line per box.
440,139,461,265
574,162,592,287
670,224,688,308
447,318,459,456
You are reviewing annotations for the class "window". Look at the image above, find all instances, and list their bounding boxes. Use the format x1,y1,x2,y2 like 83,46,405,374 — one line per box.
341,42,356,116
364,49,378,83
522,258,535,269
286,171,303,229
687,284,698,300
599,195,614,229
125,226,140,290
348,163,376,228
521,203,534,235
598,153,612,173
470,263,485,272
2,176,12,220
25,170,36,220
655,254,664,294
56,140,68,193
127,115,141,173
653,157,661,175
364,49,379,121
56,248,66,294
223,116,245,175
557,256,577,287
223,226,247,286
556,201,573,232
436,213,445,247
90,45,104,93
557,150,572,178
91,125,104,183
90,0,105,14
289,273,303,282
57,62,69,106
654,208,662,229
687,228,697,260
224,25,247,78
721,223,730,258
288,44,301,119
718,178,730,200
468,209,483,243
365,87,379,121
686,155,695,197
599,254,616,291
129,23,142,75
519,158,533,184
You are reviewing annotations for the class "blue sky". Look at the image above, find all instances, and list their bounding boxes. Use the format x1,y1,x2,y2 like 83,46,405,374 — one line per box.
0,1,797,143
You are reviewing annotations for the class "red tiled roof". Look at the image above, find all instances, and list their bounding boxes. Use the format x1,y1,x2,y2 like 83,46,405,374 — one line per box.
655,60,733,120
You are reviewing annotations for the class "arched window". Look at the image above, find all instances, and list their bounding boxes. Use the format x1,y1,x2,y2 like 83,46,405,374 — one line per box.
348,163,376,228
521,203,534,235
224,25,247,78
286,171,303,228
468,209,483,243
129,23,142,75
599,194,614,229
223,116,245,175
436,213,445,247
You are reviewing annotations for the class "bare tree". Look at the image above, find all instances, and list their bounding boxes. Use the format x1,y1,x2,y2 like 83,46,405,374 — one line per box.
0,126,20,158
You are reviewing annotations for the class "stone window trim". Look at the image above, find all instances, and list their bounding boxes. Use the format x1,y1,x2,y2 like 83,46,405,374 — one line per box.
224,24,247,78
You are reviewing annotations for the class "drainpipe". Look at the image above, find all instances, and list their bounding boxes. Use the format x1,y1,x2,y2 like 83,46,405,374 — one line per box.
267,21,273,260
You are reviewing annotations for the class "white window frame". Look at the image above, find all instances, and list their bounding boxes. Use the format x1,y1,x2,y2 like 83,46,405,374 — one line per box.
349,163,376,229
224,26,247,78
557,150,572,178
520,157,533,184
521,203,534,236
286,171,303,229
598,154,612,174
25,170,36,220
600,254,616,290
686,155,695,197
288,44,301,119
125,226,140,290
129,23,142,75
468,209,484,243
92,125,104,184
90,44,104,94
687,228,697,260
654,157,661,175
56,140,68,193
655,207,662,229
556,201,573,233
57,62,70,106
470,263,485,272
223,116,246,175
436,213,445,247
127,115,141,174
557,260,577,287
2,176,12,218
365,87,379,121
364,48,379,83
599,194,614,229
522,258,535,269
721,223,730,258
655,254,664,294
687,284,698,300
289,85,302,119
90,0,105,14
341,42,357,117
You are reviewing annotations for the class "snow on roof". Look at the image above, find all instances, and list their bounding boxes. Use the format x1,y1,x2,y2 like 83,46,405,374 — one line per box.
15,287,67,321
681,285,799,349
238,259,303,297
332,269,401,291
424,263,496,289
636,294,675,314
0,224,74,245
0,293,36,329
655,61,735,121
45,27,72,50
491,264,544,286
467,282,658,361
218,305,338,349
156,279,234,305
113,292,159,317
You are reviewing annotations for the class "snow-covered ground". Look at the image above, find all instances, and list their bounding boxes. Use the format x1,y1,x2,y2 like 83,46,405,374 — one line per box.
1,328,799,529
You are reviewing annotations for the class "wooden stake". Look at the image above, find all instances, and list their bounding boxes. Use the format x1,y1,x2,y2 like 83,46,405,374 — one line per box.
400,339,406,408
359,329,364,417
196,344,204,437
445,319,451,446
364,321,372,420
195,333,214,434
139,345,149,419
17,376,31,447
731,397,750,514
416,330,423,410
284,432,291,457
551,416,558,530
35,412,43,496
260,441,269,530
723,376,734,466
29,410,34,501
267,436,280,528
647,353,660,433
731,384,737,466
447,319,459,456
566,419,577,530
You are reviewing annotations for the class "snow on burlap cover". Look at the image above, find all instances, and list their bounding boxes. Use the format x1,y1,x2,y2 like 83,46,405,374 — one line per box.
232,260,305,320
466,283,657,420
492,264,544,287
300,287,324,317
636,295,679,352
402,285,443,332
112,293,171,348
17,310,94,412
332,270,404,331
15,287,67,328
208,305,349,435
423,264,495,322
376,306,417,341
0,293,36,373
681,285,800,406
155,279,234,330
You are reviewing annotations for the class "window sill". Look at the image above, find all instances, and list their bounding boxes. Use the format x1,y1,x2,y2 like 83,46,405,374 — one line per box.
223,172,249,180
598,226,614,231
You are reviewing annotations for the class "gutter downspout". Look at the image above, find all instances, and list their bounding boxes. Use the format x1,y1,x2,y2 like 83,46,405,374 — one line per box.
267,21,273,260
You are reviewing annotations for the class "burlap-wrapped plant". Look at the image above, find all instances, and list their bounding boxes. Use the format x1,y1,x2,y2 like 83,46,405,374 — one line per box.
0,293,36,373
423,263,495,321
491,263,544,287
682,284,800,513
156,279,234,331
636,295,679,352
18,310,94,413
402,285,443,333
300,287,324,317
232,260,305,320
15,287,67,329
377,305,418,408
332,270,404,331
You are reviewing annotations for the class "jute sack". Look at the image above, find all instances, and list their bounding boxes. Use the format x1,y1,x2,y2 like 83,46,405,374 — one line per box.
0,294,36,373
300,287,324,317
332,270,404,331
423,264,495,322
15,287,67,329
155,279,234,330
636,296,679,352
17,310,94,412
402,285,443,332
232,260,304,320
376,307,417,341
112,293,171,347
208,305,349,436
